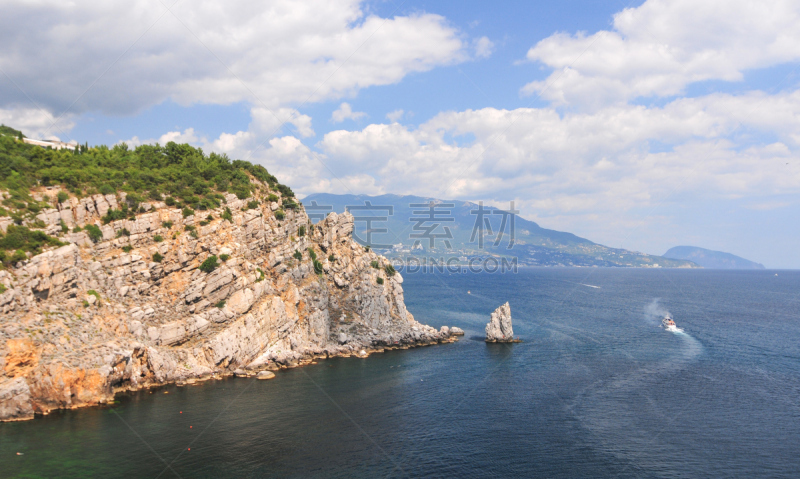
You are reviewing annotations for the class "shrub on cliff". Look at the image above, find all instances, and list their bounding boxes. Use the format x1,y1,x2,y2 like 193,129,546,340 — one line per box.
384,264,396,276
199,255,219,273
274,209,285,221
152,252,163,263
84,224,103,242
102,208,127,224
276,184,294,198
221,207,233,222
0,225,65,254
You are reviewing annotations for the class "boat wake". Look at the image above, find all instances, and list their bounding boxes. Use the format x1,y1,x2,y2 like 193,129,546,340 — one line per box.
566,300,703,465
560,280,601,289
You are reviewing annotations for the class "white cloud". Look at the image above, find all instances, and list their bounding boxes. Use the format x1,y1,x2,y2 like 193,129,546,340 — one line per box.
311,91,800,235
0,0,468,122
474,36,494,59
123,127,203,148
116,82,800,265
386,109,405,122
522,0,800,107
0,107,75,140
331,103,367,123
250,107,315,138
169,87,800,215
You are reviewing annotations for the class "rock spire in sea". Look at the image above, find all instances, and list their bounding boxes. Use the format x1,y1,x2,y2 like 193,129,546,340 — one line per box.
485,302,515,342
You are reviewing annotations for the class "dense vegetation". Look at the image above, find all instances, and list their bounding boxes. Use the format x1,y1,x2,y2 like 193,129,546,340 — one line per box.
0,124,24,139
0,135,294,219
0,131,296,266
0,225,66,268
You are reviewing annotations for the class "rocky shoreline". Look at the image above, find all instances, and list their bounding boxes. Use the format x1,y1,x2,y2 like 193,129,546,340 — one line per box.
0,184,460,422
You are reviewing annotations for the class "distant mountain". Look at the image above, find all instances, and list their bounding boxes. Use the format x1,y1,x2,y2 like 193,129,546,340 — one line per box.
302,193,696,268
663,246,765,270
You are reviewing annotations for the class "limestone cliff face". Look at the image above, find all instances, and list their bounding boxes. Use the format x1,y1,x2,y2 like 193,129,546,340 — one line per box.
0,191,452,421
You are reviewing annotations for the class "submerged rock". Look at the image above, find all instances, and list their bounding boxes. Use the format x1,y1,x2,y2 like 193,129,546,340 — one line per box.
485,302,515,342
256,371,275,380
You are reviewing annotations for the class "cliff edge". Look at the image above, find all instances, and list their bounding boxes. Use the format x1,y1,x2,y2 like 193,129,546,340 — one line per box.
0,189,454,421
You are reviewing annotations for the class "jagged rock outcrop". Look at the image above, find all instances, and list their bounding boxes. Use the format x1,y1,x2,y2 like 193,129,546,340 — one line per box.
485,302,515,342
0,189,459,421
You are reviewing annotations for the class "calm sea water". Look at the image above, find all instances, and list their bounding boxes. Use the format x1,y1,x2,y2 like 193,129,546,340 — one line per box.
2,268,799,478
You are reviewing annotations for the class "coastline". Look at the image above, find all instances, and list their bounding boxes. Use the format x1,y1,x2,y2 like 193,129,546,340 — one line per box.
0,186,458,422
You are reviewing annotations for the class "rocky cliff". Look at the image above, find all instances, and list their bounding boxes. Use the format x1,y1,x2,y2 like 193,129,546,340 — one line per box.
485,302,514,342
0,187,455,422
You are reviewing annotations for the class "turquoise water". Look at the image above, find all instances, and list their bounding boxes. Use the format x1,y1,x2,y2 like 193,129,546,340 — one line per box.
2,268,799,478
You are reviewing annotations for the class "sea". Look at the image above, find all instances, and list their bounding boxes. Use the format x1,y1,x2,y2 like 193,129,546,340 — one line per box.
1,268,799,478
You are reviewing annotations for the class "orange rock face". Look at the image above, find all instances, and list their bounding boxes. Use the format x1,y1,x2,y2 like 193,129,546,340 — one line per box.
27,364,112,413
4,339,40,378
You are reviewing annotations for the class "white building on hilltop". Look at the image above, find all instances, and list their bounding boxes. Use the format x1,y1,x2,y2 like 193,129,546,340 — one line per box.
22,138,76,150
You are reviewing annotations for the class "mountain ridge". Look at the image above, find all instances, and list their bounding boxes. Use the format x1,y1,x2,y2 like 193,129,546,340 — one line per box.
663,246,765,270
303,193,696,268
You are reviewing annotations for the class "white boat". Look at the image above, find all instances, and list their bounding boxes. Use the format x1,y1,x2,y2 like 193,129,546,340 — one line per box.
662,316,681,332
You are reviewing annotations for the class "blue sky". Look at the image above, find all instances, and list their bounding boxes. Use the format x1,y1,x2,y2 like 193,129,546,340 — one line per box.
67,1,638,145
2,0,799,267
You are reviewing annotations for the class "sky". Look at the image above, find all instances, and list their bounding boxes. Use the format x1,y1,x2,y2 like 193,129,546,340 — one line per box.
1,0,799,268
